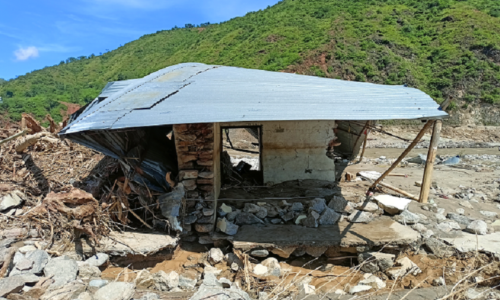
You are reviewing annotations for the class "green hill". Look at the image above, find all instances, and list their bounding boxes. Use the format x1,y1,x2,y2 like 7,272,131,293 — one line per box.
1,0,500,124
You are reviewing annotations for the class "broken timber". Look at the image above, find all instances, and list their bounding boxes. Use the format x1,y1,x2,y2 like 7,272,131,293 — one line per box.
419,120,442,203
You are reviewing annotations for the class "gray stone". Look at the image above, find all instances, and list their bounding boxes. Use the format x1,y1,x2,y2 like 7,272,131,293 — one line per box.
179,275,197,290
158,184,185,232
89,279,108,288
15,257,34,271
309,198,326,214
447,213,471,226
327,195,348,213
226,210,240,222
79,264,101,279
203,208,214,216
393,210,420,225
184,214,197,225
194,223,213,233
216,218,239,235
243,203,261,214
356,201,380,212
137,293,160,300
85,253,109,267
43,256,79,287
305,246,327,257
480,211,498,218
255,207,267,219
94,282,135,300
197,215,215,224
40,281,86,300
385,257,421,279
460,201,473,209
424,238,454,257
358,252,395,273
190,277,251,300
225,253,243,271
0,276,25,297
311,211,320,220
281,211,295,222
261,258,280,277
235,212,264,225
318,207,341,225
456,208,465,215
0,238,15,249
0,191,25,212
265,205,282,218
302,215,318,228
198,235,213,245
209,248,224,264
435,213,447,221
411,223,428,234
270,218,282,224
348,210,373,223
153,270,179,291
250,249,269,258
437,221,461,233
465,220,488,235
10,250,49,276
18,245,37,254
290,202,303,212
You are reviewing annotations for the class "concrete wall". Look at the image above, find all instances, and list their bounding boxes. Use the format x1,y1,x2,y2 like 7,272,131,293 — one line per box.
216,120,337,185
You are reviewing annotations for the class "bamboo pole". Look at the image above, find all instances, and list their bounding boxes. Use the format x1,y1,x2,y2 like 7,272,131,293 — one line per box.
419,120,442,203
369,120,434,189
377,181,419,201
358,129,369,162
0,130,28,146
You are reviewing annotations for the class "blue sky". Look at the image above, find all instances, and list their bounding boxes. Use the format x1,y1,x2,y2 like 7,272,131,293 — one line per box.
0,0,280,80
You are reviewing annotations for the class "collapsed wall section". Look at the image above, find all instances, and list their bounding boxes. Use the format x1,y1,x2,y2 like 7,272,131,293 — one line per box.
173,123,216,236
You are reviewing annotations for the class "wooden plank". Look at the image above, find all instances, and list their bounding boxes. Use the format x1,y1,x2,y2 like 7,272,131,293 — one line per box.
419,120,442,203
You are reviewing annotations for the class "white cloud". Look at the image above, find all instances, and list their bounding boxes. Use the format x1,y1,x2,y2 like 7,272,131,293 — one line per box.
14,46,39,61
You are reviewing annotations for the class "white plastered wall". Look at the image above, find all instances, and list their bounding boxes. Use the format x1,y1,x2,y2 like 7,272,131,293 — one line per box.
216,120,337,185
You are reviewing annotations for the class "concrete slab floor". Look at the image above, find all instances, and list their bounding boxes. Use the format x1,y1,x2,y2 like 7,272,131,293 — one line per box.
230,216,419,250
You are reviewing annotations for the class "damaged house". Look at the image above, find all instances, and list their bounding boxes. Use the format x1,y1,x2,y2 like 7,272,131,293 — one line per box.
59,62,447,251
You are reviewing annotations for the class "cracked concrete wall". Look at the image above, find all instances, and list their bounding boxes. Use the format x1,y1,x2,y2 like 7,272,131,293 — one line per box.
218,120,336,184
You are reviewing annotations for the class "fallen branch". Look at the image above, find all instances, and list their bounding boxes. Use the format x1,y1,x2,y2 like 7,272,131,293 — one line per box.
0,130,28,146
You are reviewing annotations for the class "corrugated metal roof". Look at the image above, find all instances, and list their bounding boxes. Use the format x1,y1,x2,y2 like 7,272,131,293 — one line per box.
60,63,447,135
98,79,141,99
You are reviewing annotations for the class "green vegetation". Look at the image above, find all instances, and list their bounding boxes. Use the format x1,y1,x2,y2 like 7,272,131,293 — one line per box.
1,0,500,122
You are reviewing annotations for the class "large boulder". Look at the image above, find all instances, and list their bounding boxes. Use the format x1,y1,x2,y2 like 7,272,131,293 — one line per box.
153,271,179,291
465,220,488,235
93,282,135,300
43,256,79,288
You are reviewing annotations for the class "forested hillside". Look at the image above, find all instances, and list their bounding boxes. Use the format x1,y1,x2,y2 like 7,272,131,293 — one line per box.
1,0,500,123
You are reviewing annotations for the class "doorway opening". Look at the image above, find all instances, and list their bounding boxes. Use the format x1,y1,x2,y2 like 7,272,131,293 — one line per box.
220,126,263,186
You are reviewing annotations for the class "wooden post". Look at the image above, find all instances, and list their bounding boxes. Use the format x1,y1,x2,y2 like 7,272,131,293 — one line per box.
370,120,434,189
419,120,442,203
358,129,369,163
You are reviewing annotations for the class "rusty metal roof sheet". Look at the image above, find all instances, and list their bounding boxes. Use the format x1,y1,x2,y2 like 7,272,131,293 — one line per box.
60,63,447,135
